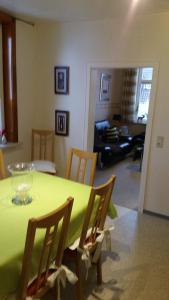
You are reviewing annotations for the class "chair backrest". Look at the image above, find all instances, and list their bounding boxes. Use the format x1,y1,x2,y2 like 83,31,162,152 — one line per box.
79,175,116,249
31,129,54,162
0,149,6,179
65,148,97,186
18,197,74,299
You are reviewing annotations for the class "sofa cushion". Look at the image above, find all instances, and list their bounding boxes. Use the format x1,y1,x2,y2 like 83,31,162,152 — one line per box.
103,127,120,143
95,120,111,142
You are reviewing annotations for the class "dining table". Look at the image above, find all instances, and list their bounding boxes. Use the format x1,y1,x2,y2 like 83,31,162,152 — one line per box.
0,171,117,299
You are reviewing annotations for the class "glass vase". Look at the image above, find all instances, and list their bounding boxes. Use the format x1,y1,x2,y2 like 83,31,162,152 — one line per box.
8,162,35,205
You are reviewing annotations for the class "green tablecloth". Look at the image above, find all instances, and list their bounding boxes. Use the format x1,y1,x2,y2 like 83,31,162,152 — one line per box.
0,172,117,298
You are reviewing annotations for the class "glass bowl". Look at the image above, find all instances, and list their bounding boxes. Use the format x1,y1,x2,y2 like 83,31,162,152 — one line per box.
8,162,35,205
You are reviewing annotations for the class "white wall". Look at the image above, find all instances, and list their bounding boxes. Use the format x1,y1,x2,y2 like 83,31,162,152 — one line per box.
35,12,169,215
35,22,87,176
3,21,38,167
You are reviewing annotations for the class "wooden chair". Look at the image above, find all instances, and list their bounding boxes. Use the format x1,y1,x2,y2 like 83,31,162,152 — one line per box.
64,175,116,300
17,197,74,300
0,149,6,179
65,148,97,186
31,129,56,174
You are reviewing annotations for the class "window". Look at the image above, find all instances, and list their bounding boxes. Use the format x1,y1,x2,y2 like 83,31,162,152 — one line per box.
136,67,153,123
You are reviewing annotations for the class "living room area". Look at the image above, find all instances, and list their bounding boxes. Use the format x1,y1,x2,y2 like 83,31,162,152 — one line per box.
92,67,153,210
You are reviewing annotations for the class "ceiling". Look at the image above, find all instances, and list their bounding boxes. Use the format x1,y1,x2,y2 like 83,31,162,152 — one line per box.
0,0,169,22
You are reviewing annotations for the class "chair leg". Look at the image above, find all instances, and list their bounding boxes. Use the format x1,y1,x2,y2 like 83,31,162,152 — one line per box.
96,255,102,285
75,252,83,300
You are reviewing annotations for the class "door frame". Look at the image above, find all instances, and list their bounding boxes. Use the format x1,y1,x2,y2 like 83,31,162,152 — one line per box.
84,62,159,212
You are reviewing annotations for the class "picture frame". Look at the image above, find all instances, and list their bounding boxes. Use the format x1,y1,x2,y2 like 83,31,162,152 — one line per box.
55,110,69,136
54,66,69,94
99,73,112,101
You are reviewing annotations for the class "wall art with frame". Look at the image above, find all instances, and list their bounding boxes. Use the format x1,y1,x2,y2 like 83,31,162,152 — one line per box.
99,73,112,101
55,110,69,136
54,66,69,94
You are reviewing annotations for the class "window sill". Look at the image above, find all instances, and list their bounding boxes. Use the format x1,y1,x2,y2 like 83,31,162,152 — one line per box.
0,142,22,150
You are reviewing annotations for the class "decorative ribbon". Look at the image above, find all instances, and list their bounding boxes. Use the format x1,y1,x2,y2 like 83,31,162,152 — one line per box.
25,264,78,300
70,225,114,279
77,242,93,279
47,264,78,300
92,225,114,263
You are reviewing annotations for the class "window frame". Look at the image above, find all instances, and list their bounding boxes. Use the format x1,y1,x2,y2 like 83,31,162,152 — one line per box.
0,11,18,142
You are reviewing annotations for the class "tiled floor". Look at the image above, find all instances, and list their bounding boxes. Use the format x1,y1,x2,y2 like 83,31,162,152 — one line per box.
94,158,141,210
44,206,169,300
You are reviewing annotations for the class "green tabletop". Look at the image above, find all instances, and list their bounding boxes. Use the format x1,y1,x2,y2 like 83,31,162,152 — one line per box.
0,172,117,298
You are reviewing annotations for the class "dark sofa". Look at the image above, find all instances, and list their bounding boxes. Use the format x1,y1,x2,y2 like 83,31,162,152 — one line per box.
94,120,133,168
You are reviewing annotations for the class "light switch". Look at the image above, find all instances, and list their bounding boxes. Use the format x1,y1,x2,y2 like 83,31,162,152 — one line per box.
156,136,164,148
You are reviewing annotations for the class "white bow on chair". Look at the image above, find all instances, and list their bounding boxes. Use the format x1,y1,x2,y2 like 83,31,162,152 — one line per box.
92,225,115,263
47,264,78,300
69,225,114,280
77,242,93,279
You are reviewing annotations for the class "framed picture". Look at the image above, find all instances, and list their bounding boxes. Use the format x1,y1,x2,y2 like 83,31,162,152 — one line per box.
54,66,69,94
99,73,112,101
55,110,69,136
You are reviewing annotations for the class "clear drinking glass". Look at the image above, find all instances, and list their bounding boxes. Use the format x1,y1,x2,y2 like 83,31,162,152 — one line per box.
8,162,35,205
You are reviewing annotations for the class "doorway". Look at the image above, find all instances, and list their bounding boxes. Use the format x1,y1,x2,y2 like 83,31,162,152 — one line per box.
85,63,158,212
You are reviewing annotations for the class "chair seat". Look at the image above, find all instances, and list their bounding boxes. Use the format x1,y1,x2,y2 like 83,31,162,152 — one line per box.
27,268,55,296
69,228,93,250
5,270,55,300
33,160,56,174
